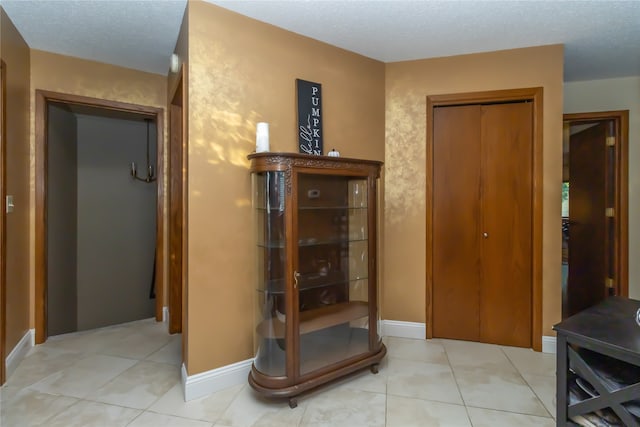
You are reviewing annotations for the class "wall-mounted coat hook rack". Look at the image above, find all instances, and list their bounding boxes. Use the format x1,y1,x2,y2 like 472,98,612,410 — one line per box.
131,118,157,183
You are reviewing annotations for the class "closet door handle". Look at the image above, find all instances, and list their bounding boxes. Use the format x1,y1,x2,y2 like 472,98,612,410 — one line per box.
483,232,489,238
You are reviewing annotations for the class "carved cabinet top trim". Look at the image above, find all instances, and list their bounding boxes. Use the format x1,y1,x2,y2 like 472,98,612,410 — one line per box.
247,152,383,178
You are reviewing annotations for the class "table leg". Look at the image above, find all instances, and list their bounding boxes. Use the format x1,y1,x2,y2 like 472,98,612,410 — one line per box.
557,334,568,425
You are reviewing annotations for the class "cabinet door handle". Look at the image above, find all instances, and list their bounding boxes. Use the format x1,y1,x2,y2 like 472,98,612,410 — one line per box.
483,232,489,238
294,271,300,289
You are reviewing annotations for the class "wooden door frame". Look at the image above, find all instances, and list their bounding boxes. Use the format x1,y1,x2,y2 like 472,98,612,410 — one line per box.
426,87,544,351
168,66,187,335
563,110,629,301
0,60,7,384
35,90,164,344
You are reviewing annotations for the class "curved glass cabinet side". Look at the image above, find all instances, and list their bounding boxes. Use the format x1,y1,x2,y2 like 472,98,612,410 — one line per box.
253,171,287,377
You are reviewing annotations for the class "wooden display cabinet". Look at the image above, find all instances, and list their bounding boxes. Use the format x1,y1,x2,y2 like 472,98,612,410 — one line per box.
247,152,386,407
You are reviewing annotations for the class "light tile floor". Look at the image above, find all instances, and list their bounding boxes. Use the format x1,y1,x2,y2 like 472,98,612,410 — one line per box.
0,319,557,426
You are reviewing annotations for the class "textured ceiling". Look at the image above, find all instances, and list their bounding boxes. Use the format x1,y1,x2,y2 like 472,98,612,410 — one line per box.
1,0,188,75
2,0,639,81
209,0,640,82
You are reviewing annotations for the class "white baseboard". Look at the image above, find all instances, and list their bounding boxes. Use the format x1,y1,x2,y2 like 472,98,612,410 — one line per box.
380,320,555,355
542,336,556,354
5,329,34,379
381,320,426,339
162,306,169,323
182,358,253,401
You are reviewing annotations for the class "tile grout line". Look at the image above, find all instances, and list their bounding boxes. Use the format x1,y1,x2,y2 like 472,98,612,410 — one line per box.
499,346,554,419
440,341,475,426
464,402,560,421
212,383,247,426
124,408,146,426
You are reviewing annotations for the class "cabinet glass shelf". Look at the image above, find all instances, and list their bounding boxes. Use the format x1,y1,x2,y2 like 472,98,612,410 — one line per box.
298,206,368,210
256,301,369,338
258,238,368,249
257,276,370,294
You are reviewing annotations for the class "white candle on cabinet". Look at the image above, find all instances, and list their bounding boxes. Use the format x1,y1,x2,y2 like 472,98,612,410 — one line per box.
256,122,270,153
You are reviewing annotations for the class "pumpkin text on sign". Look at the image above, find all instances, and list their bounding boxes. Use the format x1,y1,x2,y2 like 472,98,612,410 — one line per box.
296,79,323,155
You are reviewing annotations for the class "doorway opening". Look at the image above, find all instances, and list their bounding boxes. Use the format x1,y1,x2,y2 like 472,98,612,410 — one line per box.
35,90,164,343
562,111,628,319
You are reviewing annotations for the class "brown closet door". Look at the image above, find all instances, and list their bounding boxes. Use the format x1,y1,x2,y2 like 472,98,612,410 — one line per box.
480,102,532,347
432,102,533,347
432,105,482,341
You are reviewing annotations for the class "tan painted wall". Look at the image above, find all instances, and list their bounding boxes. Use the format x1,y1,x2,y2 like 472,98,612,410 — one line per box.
186,1,385,374
384,45,564,338
29,50,168,327
564,76,640,300
1,8,32,354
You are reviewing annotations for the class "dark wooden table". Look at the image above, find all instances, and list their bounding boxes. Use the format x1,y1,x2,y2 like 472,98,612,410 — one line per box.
553,296,640,426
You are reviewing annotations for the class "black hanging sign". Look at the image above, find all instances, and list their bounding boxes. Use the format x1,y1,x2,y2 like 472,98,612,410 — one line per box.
296,79,323,155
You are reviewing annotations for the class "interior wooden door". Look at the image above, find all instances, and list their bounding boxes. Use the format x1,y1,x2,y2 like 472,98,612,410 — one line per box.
566,121,608,317
480,102,532,347
432,105,482,341
432,102,533,347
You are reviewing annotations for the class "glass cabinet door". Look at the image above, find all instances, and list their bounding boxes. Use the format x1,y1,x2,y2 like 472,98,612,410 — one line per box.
295,173,372,376
253,171,287,377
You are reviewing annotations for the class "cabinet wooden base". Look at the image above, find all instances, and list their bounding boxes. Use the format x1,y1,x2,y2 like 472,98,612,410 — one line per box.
248,343,387,402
